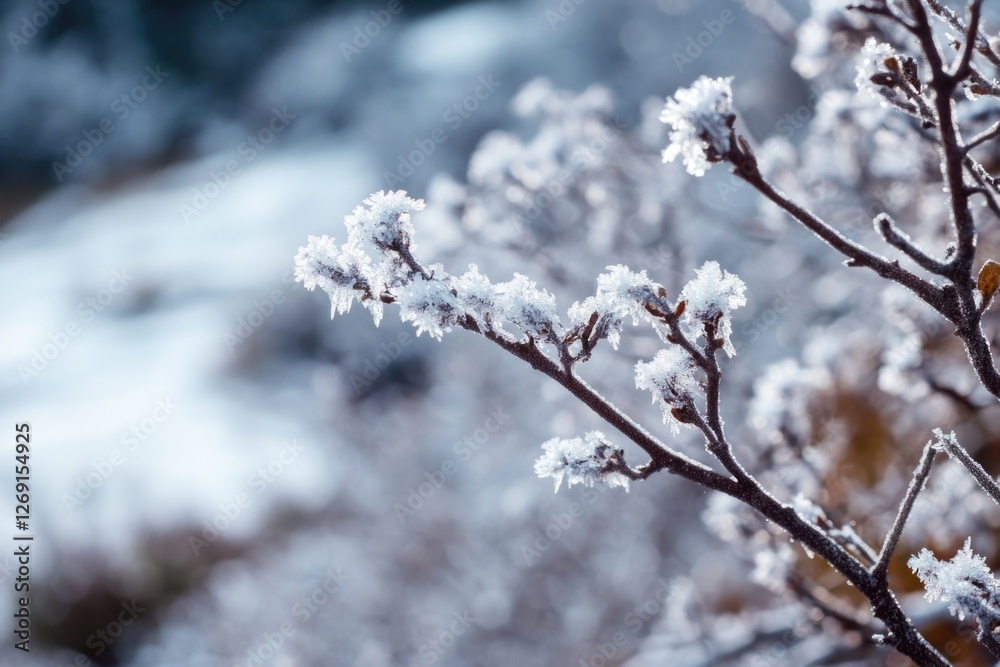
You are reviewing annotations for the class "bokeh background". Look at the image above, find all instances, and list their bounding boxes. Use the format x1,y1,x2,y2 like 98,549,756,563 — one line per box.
7,0,1000,665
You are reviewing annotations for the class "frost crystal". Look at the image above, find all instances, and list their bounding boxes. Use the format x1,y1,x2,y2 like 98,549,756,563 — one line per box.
595,265,658,322
855,38,898,106
345,190,425,248
293,235,383,325
930,428,960,453
396,269,461,340
635,347,700,433
909,539,1000,625
679,261,747,356
494,274,562,342
660,76,735,176
295,190,430,330
534,431,630,492
450,264,498,332
568,265,660,349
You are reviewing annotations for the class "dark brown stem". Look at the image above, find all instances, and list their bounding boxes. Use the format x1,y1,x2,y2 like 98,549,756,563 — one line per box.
872,442,937,581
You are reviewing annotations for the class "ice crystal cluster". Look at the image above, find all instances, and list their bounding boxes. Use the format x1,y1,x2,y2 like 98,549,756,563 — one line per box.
533,431,630,492
678,260,746,357
294,190,562,343
635,347,701,434
909,539,1000,626
855,38,901,106
659,76,735,176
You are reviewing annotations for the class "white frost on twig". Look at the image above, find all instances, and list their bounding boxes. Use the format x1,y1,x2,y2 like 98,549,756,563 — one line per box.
909,538,1000,625
660,76,735,176
635,347,701,434
534,431,631,492
679,261,747,357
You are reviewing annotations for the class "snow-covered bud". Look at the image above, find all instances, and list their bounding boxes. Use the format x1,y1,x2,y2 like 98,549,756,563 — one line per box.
635,347,701,434
660,76,735,176
534,431,630,492
679,261,747,357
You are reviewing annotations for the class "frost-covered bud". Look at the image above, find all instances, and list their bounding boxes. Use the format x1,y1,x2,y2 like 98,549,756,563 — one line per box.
534,431,630,492
495,274,561,342
345,190,425,249
909,539,1000,625
660,76,735,176
679,261,747,357
294,236,383,325
450,264,498,332
855,38,900,106
930,428,961,454
568,265,661,349
635,347,701,434
595,265,660,322
396,267,461,340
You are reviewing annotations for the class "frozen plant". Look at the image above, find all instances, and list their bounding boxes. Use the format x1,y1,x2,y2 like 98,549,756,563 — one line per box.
298,1,1000,664
534,431,631,492
910,539,1000,649
659,75,735,176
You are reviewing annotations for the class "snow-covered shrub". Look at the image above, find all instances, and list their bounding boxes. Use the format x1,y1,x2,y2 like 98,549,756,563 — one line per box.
297,2,1000,664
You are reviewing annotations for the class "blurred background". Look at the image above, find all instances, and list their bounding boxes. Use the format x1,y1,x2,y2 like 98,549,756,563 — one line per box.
6,0,1000,665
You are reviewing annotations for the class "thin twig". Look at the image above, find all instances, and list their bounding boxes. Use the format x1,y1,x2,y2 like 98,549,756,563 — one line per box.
874,213,951,275
965,120,1000,152
725,135,962,324
934,432,1000,507
872,441,937,580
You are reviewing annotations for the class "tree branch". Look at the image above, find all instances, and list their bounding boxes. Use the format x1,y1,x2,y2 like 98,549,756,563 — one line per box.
875,213,951,275
933,431,1000,507
872,441,937,581
725,135,962,324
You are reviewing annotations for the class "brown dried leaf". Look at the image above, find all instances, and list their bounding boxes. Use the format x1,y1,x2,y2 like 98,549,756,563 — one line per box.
978,259,1000,302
